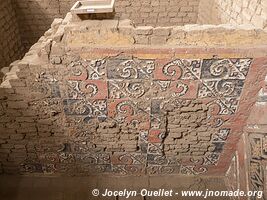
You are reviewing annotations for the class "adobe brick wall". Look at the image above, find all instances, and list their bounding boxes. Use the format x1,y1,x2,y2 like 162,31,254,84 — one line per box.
1,15,267,176
198,0,267,29
0,0,24,72
67,17,267,47
114,0,200,26
12,0,74,51
8,0,267,64
12,0,200,51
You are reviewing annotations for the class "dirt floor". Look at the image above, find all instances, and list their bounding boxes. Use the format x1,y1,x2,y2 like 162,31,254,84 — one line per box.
0,175,229,200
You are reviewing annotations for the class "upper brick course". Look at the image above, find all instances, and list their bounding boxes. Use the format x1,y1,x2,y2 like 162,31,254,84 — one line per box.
2,0,267,73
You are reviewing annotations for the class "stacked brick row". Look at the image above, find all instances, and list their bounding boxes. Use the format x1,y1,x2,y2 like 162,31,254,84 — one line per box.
115,0,200,26
0,18,66,174
0,0,24,71
11,0,200,53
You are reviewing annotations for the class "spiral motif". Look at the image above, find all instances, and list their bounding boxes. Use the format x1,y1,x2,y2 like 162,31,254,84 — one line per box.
216,80,235,96
190,157,204,165
163,60,183,78
82,155,97,164
116,101,134,115
125,165,140,173
68,81,80,98
159,132,166,140
212,118,224,128
118,154,133,164
23,164,37,173
70,61,87,77
209,60,229,77
98,153,110,163
95,165,106,173
45,153,59,162
126,82,145,98
143,61,155,74
93,100,106,112
172,82,189,97
73,101,93,115
119,60,138,78
154,155,167,165
161,166,174,174
83,83,98,97
192,166,208,174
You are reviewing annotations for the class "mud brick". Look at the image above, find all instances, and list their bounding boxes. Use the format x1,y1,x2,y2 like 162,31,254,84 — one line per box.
0,148,11,153
2,166,20,174
134,35,150,44
21,109,38,117
10,134,25,140
19,122,36,129
0,129,16,137
8,101,28,109
0,139,6,144
37,118,55,125
150,36,167,45
1,144,14,149
16,117,35,123
0,116,11,123
9,79,26,87
134,26,153,35
14,144,26,149
14,87,31,95
5,94,24,101
16,70,30,79
153,27,171,36
6,123,20,129
51,42,65,56
0,152,8,159
17,126,37,134
7,156,25,162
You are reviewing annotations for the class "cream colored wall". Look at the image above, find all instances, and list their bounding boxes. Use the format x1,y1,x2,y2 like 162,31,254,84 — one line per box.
198,0,267,29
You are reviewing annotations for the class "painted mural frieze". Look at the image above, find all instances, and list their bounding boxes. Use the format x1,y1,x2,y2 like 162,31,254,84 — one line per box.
106,58,155,79
21,55,252,175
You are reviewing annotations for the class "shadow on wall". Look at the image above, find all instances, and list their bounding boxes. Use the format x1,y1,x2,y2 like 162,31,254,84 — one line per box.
12,0,76,51
0,0,24,71
76,12,116,20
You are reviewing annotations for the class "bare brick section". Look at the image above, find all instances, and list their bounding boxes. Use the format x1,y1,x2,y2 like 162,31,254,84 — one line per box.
2,0,267,71
0,0,24,71
12,0,75,51
115,0,200,26
8,0,200,52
